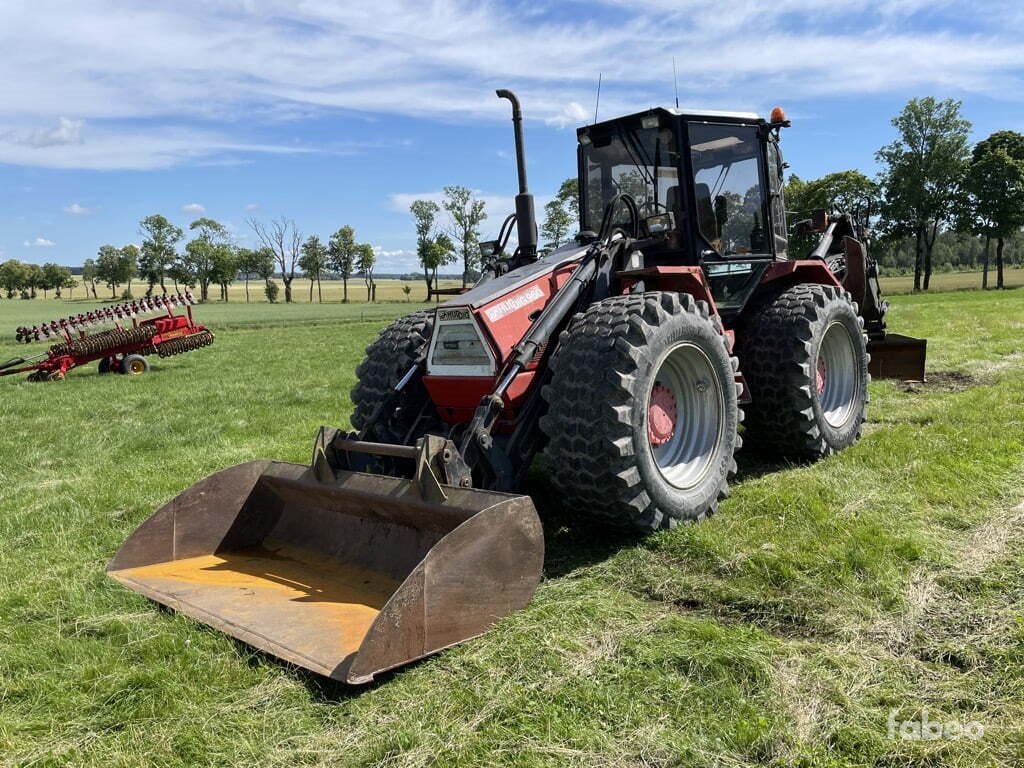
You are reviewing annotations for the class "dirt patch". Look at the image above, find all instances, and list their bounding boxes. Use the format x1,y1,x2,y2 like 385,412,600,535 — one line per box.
901,370,983,393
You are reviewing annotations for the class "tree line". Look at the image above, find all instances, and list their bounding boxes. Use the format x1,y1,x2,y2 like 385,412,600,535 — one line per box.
786,97,1024,291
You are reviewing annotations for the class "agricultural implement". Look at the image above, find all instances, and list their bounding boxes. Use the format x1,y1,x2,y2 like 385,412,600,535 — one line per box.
110,91,926,683
1,292,214,381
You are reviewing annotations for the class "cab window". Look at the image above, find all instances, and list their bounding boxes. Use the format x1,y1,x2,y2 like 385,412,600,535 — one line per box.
688,123,768,256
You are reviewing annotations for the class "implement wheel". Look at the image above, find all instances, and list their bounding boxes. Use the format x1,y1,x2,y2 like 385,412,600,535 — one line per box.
351,310,439,445
736,283,868,459
121,355,150,376
541,292,740,531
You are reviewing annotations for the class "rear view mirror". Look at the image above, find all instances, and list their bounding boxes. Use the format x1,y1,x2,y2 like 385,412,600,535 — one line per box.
479,240,500,259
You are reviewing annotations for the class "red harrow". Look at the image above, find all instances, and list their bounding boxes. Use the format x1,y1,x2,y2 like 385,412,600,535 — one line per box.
1,292,214,382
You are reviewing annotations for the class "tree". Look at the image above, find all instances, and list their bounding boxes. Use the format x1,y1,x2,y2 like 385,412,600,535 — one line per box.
963,131,1024,290
211,245,238,301
299,235,328,303
410,199,441,299
424,233,455,301
65,278,79,299
356,243,376,301
328,225,357,302
248,217,301,303
119,244,139,296
402,284,412,302
442,185,487,287
182,218,230,302
23,264,43,299
234,247,257,303
42,263,72,298
138,214,183,294
556,177,580,224
251,246,277,302
541,197,572,251
877,97,971,291
0,259,27,299
95,245,133,297
81,258,99,299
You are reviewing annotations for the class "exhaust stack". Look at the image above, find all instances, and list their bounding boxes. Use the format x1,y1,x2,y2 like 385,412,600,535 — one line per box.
496,89,538,263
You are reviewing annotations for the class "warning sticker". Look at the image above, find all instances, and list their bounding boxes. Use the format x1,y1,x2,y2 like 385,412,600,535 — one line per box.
483,285,545,323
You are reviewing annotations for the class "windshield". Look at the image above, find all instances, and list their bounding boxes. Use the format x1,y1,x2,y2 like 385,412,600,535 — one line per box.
688,123,768,256
581,123,678,233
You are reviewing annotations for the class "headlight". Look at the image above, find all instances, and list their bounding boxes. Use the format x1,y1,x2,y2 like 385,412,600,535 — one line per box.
428,308,495,375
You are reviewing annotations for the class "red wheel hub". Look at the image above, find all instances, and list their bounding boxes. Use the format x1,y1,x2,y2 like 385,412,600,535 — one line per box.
648,383,678,446
816,356,827,395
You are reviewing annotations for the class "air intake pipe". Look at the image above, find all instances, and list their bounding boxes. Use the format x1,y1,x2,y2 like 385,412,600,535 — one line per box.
496,89,538,264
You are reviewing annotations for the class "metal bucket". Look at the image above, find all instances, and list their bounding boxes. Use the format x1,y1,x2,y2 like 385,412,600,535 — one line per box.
868,333,928,382
108,461,543,684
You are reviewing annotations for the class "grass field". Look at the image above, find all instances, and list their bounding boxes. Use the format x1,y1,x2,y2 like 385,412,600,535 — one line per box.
1,287,1023,767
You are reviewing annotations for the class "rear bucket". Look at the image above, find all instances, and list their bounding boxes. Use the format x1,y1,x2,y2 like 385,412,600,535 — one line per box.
108,461,543,684
868,333,928,382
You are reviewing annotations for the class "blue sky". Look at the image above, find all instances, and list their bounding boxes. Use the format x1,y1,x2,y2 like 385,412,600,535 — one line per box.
2,0,1023,273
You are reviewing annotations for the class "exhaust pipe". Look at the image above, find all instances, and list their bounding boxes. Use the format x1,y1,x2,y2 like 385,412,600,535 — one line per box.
496,89,538,264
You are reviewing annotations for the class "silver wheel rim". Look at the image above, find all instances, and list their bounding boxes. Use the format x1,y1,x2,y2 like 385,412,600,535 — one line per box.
817,321,858,428
646,342,724,490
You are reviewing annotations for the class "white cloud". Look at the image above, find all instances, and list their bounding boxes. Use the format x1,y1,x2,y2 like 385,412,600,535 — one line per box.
20,117,84,148
245,202,260,212
24,237,55,247
63,202,94,215
181,202,206,214
0,1,1018,173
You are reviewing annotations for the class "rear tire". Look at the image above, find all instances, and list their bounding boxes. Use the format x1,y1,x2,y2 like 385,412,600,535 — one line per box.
351,310,439,444
98,358,113,375
736,283,869,458
541,292,740,531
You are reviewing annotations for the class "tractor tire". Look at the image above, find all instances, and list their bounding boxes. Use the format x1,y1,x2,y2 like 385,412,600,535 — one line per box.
736,283,868,459
121,354,150,376
540,292,740,531
351,310,438,445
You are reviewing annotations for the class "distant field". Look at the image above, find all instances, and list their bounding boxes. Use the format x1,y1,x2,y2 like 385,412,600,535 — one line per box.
2,287,1023,766
879,267,1023,294
6,269,1020,310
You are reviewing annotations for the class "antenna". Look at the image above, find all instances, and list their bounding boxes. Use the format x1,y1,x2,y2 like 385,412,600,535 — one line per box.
672,57,679,109
593,73,602,124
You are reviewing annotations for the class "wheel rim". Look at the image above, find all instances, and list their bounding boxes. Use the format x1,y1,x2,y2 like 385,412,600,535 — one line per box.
646,342,724,490
128,360,146,375
817,322,858,428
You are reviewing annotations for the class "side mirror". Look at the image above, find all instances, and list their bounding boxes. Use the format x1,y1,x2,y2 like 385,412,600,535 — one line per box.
811,208,829,232
714,195,728,230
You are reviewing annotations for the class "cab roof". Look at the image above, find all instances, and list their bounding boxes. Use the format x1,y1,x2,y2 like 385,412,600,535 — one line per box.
577,106,764,140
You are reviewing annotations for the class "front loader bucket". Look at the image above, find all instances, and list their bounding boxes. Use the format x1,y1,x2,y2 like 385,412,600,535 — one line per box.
868,333,928,382
108,461,543,684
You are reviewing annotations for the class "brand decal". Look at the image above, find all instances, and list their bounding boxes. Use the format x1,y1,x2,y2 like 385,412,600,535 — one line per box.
438,307,471,322
483,285,545,323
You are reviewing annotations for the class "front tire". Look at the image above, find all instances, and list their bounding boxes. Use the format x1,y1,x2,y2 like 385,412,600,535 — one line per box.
736,283,868,458
351,310,438,445
541,292,740,531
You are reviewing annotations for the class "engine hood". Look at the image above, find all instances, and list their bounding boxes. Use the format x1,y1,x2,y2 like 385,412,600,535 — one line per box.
442,243,588,310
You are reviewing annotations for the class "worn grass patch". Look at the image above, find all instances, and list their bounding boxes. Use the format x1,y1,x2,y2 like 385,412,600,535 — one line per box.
1,290,1023,766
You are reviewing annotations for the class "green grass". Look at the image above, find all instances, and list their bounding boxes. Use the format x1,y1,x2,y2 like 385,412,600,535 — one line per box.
1,289,1023,767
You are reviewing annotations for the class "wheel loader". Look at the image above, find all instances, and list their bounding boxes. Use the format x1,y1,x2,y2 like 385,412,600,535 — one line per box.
109,90,926,683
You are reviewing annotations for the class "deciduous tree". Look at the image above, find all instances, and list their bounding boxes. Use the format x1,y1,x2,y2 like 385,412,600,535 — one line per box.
410,199,440,300
877,97,971,291
248,217,301,303
138,214,183,294
299,235,328,303
443,185,487,287
328,225,357,303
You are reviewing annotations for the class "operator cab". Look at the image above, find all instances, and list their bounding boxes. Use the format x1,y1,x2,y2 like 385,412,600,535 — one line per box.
577,107,789,313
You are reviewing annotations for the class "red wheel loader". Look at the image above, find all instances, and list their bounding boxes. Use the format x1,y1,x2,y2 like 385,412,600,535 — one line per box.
109,91,926,683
